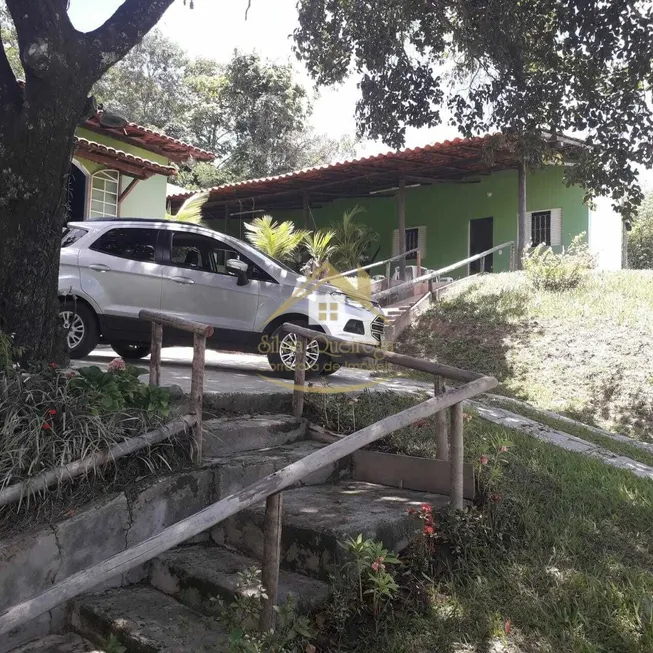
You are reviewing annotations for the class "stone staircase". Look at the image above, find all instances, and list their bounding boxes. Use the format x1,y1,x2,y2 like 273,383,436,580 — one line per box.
9,413,448,653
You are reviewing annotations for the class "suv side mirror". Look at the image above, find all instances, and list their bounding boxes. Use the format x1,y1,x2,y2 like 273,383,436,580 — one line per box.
226,258,249,286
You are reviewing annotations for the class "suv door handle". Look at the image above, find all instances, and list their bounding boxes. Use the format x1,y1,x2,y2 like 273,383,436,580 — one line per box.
89,264,111,272
172,276,195,285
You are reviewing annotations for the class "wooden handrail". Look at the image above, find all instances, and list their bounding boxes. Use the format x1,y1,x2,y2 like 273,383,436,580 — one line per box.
0,376,496,636
139,309,214,337
139,309,211,463
324,246,421,281
372,241,515,301
281,322,482,383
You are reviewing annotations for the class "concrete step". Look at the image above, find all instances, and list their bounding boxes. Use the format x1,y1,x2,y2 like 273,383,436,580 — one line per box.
150,545,329,614
72,586,225,653
8,635,99,653
212,481,449,581
211,440,350,498
202,414,307,456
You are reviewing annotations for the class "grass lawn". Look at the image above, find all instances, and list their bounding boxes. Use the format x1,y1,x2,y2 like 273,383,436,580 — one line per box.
308,392,653,653
395,270,653,441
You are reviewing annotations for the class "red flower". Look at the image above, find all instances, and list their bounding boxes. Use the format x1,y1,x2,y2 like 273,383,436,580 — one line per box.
414,419,427,428
41,423,51,431
500,445,508,453
371,556,385,572
490,493,504,503
480,455,489,465
424,525,434,535
48,409,57,416
504,619,511,634
420,503,432,513
48,362,57,370
66,371,76,379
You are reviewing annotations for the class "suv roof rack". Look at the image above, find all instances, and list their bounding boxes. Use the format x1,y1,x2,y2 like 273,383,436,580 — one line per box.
88,217,205,228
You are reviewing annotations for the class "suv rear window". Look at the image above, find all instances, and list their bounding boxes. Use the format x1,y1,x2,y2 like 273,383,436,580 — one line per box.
61,227,88,247
90,228,158,262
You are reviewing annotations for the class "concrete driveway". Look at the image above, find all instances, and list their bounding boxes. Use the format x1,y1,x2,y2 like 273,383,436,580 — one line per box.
80,346,430,396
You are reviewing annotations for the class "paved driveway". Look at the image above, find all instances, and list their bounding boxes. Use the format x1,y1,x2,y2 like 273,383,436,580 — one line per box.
80,346,429,396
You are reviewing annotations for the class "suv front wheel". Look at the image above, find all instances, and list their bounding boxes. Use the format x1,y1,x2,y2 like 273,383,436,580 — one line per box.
59,301,99,359
266,321,339,377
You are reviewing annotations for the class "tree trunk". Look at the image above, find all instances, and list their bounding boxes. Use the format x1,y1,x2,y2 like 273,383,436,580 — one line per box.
517,159,527,270
0,89,89,363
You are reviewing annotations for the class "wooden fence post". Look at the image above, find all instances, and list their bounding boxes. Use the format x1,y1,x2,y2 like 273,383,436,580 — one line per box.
480,256,486,273
385,261,391,290
259,492,283,633
449,402,464,510
510,243,516,272
434,376,449,461
416,249,422,278
292,335,306,418
149,322,162,387
189,333,207,463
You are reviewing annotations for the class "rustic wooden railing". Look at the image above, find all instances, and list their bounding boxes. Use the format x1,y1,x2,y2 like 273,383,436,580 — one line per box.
0,322,496,637
372,240,516,303
140,309,214,463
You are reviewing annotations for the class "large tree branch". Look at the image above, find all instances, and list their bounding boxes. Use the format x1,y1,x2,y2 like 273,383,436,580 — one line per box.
85,0,176,78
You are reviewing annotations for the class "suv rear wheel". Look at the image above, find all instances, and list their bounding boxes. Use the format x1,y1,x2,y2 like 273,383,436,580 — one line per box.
266,320,339,377
59,301,99,359
111,343,152,360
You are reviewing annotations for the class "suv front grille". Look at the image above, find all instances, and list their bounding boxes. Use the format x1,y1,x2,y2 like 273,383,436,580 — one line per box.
371,316,385,342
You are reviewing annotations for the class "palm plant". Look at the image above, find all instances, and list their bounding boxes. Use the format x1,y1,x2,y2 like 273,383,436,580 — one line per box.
165,191,209,224
302,229,336,276
330,205,379,271
244,215,309,263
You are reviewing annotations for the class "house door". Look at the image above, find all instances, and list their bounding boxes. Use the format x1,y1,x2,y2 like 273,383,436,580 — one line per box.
469,217,494,273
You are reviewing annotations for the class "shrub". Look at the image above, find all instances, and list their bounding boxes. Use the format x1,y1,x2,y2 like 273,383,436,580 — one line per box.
522,233,595,290
0,330,23,371
628,195,653,269
0,362,172,497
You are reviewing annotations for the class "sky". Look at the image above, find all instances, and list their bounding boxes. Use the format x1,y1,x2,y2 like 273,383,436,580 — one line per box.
66,0,459,159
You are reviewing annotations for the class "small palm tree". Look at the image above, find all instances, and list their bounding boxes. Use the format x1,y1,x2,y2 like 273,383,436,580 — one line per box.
302,229,336,276
244,215,309,263
165,191,209,224
330,205,379,271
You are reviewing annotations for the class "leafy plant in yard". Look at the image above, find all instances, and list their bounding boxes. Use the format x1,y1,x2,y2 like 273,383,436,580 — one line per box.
628,192,653,269
0,330,23,371
329,205,379,271
70,360,170,418
0,367,173,500
212,567,314,653
522,232,596,291
103,634,127,653
301,229,336,277
244,215,310,265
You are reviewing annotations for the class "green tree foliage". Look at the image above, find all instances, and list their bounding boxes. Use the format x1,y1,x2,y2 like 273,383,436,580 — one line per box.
628,192,653,270
0,1,20,76
93,29,189,136
96,33,356,186
293,0,653,219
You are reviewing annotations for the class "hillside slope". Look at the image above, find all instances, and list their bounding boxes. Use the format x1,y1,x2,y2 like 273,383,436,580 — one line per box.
397,270,653,440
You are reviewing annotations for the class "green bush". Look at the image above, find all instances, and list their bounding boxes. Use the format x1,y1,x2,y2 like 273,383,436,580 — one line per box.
522,233,595,290
628,195,653,269
0,331,23,371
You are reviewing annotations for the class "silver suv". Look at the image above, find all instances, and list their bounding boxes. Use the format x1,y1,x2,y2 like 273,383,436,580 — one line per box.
59,219,384,375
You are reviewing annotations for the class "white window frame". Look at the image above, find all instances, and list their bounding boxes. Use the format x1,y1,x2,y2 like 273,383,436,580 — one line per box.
89,169,120,219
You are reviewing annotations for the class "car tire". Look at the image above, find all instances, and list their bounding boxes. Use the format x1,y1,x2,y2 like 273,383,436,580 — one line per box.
110,343,152,360
266,320,332,378
59,301,99,359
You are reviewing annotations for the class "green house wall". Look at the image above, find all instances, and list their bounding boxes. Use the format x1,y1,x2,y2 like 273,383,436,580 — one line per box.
257,166,588,275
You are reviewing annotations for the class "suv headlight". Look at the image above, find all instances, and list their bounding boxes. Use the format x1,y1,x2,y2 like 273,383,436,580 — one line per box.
330,291,368,311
